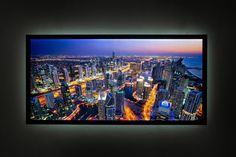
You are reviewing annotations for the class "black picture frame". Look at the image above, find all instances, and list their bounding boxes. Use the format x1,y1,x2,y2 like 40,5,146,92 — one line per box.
26,34,207,125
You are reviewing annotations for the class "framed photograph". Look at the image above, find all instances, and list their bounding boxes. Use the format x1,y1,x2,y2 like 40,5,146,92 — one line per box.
26,35,207,124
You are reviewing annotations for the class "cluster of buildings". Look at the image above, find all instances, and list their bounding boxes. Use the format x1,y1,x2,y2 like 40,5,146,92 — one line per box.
30,52,203,121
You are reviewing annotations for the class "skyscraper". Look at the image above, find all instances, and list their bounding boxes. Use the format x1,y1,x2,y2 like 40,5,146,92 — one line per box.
105,93,116,120
143,82,151,100
52,69,60,87
136,77,144,98
97,91,107,120
152,62,163,84
45,92,55,109
79,66,83,79
181,90,202,120
60,81,71,104
117,70,123,87
63,68,70,83
169,58,186,95
92,64,97,77
162,65,172,91
171,87,185,118
69,65,75,81
148,77,153,86
115,90,125,116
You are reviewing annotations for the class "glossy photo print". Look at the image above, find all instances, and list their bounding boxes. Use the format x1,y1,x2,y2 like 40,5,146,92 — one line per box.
26,35,207,124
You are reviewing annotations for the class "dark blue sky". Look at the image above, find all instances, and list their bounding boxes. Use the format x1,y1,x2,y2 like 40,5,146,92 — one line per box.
31,39,202,56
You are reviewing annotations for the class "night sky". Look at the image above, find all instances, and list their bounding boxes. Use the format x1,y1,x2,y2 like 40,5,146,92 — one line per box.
31,39,202,56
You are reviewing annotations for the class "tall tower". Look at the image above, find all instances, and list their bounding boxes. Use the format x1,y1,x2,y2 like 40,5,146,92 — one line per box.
181,90,202,120
52,68,60,87
79,66,83,80
98,91,107,120
171,87,185,118
115,90,125,116
136,77,144,98
143,82,151,100
63,68,70,83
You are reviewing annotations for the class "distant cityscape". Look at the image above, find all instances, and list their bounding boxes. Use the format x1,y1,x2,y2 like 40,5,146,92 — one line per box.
30,39,203,121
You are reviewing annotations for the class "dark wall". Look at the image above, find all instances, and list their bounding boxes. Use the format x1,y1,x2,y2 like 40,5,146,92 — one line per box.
1,0,235,157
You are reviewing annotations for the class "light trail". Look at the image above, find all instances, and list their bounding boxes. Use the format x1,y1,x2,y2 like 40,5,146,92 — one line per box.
124,105,137,120
142,84,158,120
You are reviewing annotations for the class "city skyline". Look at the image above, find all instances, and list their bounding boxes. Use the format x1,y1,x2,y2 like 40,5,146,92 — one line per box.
29,37,204,123
31,39,202,56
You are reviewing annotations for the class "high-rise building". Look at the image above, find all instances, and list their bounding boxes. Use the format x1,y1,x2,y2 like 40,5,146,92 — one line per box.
124,82,133,99
85,65,89,78
136,77,144,98
181,90,202,120
60,81,71,104
156,88,169,107
97,91,107,120
45,92,55,109
105,72,111,89
162,65,172,91
105,93,116,120
69,65,75,81
117,70,123,87
157,100,172,118
143,82,151,99
115,90,125,116
92,64,97,77
169,59,186,95
79,66,83,79
130,62,141,77
171,87,185,118
63,68,70,83
148,77,153,86
152,62,163,84
52,69,60,87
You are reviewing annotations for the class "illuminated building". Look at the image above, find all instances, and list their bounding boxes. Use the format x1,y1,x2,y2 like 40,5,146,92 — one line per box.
98,91,107,120
169,58,186,95
162,64,172,91
63,68,70,83
152,62,163,84
171,87,185,118
115,90,125,116
117,70,124,86
52,69,60,87
92,64,97,77
38,95,47,107
105,72,111,89
130,62,141,77
152,88,169,118
143,82,151,100
124,82,133,99
105,93,116,120
181,90,202,120
85,65,89,78
45,92,55,108
148,77,153,86
136,77,144,98
157,100,172,118
69,65,75,81
60,81,71,104
79,65,83,79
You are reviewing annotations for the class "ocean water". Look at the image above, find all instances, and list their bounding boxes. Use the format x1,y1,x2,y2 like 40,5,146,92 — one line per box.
182,55,202,79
